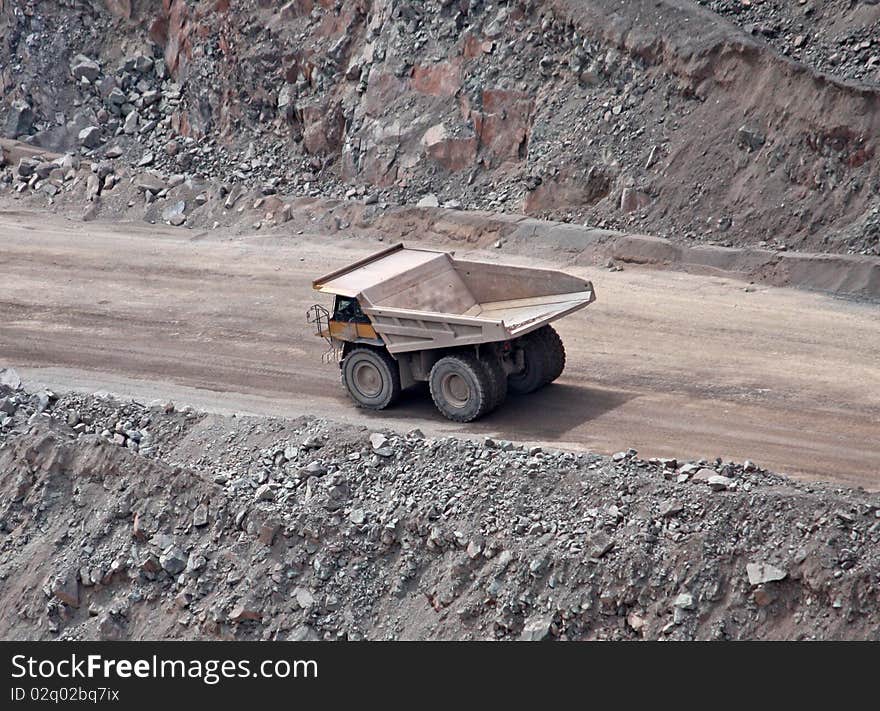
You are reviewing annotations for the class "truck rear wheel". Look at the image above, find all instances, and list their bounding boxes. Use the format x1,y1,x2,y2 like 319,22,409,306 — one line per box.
507,332,548,395
429,354,492,422
535,325,566,385
341,346,401,410
481,354,508,413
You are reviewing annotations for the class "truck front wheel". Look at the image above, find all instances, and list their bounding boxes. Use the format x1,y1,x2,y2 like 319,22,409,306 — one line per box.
341,346,401,410
429,354,492,422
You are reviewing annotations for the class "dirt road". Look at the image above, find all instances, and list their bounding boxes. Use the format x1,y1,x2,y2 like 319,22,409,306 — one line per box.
2,209,879,487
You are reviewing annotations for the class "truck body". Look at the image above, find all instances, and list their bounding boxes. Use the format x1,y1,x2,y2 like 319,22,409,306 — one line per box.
309,243,595,422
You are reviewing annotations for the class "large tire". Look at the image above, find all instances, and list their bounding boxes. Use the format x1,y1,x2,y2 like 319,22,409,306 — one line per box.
507,332,548,395
481,352,508,413
536,325,566,385
341,346,401,410
429,353,492,422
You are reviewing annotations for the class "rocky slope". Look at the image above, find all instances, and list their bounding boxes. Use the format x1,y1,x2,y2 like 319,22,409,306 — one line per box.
1,0,879,256
1,371,879,641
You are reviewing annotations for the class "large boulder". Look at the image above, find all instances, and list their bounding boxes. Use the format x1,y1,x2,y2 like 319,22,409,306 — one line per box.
3,100,34,138
78,126,103,149
70,55,101,83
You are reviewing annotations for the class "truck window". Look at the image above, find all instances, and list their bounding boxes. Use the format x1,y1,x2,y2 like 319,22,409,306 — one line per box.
334,296,370,324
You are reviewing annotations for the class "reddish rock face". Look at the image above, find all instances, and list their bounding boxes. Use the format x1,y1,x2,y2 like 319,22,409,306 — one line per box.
163,0,192,77
467,90,534,166
353,145,400,187
460,33,484,60
148,16,168,46
426,136,479,172
315,4,364,38
170,110,199,139
280,0,314,21
302,101,345,155
363,72,408,117
103,0,132,19
411,60,463,97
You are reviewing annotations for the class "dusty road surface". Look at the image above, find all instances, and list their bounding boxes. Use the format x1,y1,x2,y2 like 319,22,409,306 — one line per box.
1,209,879,488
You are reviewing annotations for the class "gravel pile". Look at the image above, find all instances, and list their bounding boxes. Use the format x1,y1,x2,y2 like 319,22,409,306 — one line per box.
696,0,880,86
1,371,878,641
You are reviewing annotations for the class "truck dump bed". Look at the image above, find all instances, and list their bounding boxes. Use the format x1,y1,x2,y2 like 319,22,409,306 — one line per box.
313,244,595,354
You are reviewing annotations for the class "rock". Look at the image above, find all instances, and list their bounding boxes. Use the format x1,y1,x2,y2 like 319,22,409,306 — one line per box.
50,570,80,608
349,508,366,525
98,614,125,640
258,520,280,546
302,461,327,477
193,504,209,527
626,611,646,632
369,432,388,450
78,126,102,149
136,173,166,194
159,545,187,576
71,55,101,83
589,531,614,558
105,87,126,108
134,54,154,73
15,157,40,178
278,85,295,119
673,592,694,610
707,475,733,491
4,100,34,138
86,173,101,201
753,587,776,607
736,125,765,152
123,111,139,135
519,614,553,641
302,434,324,450
746,562,787,586
416,194,440,208
0,398,15,416
0,368,22,390
186,553,206,574
162,200,186,222
229,602,262,622
294,587,315,609
691,467,716,483
288,625,320,641
659,499,683,517
255,484,275,502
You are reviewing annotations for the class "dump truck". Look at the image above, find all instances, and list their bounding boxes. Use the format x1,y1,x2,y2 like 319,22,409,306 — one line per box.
308,243,595,422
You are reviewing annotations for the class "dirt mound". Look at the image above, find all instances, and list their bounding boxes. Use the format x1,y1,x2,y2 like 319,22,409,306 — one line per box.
1,379,878,640
1,1,878,256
